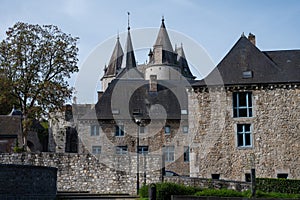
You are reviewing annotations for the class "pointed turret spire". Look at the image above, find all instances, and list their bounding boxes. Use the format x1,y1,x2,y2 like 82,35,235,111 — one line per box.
154,17,174,52
176,44,195,80
117,12,143,79
122,12,137,69
101,36,124,79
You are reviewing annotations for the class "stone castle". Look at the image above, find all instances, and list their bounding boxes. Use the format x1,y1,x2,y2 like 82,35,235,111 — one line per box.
48,18,300,182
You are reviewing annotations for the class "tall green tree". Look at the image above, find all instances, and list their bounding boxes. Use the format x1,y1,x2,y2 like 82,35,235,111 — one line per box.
0,22,79,148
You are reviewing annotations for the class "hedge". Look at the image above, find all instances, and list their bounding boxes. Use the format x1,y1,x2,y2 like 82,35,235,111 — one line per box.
139,182,201,200
256,178,300,194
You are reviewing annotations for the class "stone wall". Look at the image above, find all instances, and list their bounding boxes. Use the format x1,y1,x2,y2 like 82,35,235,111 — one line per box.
77,118,191,176
0,164,57,199
164,176,250,191
0,153,162,194
189,86,300,180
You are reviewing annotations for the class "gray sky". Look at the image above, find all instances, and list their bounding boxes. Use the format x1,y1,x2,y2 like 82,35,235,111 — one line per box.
1,0,299,103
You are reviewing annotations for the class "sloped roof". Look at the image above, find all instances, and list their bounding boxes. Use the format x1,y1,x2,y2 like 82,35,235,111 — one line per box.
95,79,188,120
194,35,300,86
263,50,300,83
121,29,137,69
176,46,195,79
102,37,123,79
154,18,174,52
0,116,21,136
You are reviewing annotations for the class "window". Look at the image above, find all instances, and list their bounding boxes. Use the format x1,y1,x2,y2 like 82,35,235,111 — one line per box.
112,109,120,114
164,146,175,162
116,146,127,154
182,126,188,133
132,108,141,115
164,125,171,135
184,146,189,162
211,174,220,180
115,125,125,136
138,146,149,155
277,173,288,179
139,126,146,134
233,92,252,118
92,146,101,154
181,109,188,115
242,71,253,79
90,125,100,136
237,124,252,147
245,173,251,182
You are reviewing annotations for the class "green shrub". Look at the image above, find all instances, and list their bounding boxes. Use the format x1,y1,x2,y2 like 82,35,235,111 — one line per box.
256,190,300,199
139,182,201,200
195,188,245,197
139,184,149,198
257,178,300,194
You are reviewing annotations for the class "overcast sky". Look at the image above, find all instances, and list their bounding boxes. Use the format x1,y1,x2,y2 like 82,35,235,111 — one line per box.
1,0,299,103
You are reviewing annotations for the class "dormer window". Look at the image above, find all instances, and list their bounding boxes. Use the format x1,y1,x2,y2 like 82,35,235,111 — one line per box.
181,109,188,115
112,109,120,115
242,71,253,79
132,109,141,115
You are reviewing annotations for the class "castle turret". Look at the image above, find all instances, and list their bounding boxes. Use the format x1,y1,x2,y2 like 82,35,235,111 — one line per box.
101,36,123,91
117,15,143,79
176,44,195,80
145,18,181,80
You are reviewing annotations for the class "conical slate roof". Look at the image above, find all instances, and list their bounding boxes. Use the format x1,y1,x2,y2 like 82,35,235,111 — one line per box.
117,27,143,79
154,18,174,52
176,45,195,79
102,37,123,79
122,28,137,69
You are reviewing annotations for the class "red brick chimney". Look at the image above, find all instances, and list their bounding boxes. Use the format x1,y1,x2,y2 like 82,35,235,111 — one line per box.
248,33,256,46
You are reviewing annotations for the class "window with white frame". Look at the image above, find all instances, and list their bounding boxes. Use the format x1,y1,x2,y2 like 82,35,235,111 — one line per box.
164,146,175,162
116,146,127,154
115,125,125,136
90,125,100,136
92,146,101,154
233,92,253,117
164,125,171,134
138,146,149,155
237,124,252,147
184,146,189,162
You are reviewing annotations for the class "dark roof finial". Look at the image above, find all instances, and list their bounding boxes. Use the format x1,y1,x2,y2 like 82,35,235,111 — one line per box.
162,15,164,22
117,30,119,40
127,11,130,31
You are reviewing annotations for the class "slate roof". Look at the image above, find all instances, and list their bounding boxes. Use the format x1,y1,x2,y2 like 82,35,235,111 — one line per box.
102,37,123,79
176,45,195,79
116,28,143,79
0,116,21,137
95,79,189,120
154,18,174,52
193,35,300,87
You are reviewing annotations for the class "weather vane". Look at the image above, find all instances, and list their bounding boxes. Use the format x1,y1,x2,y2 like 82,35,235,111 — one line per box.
127,12,130,30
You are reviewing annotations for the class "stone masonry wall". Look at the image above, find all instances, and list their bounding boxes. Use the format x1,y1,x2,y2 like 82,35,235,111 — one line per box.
190,86,300,180
0,153,162,194
78,118,191,176
164,176,250,192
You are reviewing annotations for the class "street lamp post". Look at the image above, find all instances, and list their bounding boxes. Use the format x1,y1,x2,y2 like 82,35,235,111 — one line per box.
133,114,142,195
